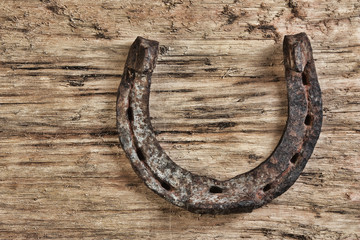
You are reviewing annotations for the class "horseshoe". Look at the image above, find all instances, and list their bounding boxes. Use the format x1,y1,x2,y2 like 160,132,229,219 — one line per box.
116,32,322,214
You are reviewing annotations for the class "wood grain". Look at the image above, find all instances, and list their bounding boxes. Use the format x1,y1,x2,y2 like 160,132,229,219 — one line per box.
0,0,359,239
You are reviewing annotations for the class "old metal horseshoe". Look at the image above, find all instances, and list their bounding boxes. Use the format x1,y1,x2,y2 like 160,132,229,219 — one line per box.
116,33,322,214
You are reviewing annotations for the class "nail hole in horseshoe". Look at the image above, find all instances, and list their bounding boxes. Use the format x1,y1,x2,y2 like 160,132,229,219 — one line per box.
209,186,223,194
127,107,134,122
304,114,312,126
160,181,172,191
136,147,146,161
290,153,300,164
154,174,173,191
302,71,309,85
263,183,272,192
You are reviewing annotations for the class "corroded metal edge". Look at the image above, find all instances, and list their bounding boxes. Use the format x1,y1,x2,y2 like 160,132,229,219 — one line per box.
116,33,322,214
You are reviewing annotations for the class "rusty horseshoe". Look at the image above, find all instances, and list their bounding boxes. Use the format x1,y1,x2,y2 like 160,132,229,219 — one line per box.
116,32,322,214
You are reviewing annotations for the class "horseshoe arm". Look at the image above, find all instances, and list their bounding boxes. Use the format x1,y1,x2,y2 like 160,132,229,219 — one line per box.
116,33,322,214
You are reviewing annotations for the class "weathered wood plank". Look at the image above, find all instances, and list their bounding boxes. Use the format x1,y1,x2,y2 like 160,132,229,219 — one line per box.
0,0,359,239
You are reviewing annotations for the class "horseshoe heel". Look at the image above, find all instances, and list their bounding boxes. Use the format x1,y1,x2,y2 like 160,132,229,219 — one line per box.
116,33,322,214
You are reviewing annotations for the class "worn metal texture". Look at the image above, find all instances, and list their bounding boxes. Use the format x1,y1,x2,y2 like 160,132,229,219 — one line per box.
116,33,322,214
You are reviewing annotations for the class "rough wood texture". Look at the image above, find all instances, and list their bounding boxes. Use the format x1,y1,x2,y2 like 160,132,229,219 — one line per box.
0,0,359,239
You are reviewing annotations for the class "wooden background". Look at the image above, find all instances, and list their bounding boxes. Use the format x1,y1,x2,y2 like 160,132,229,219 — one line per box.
0,0,359,239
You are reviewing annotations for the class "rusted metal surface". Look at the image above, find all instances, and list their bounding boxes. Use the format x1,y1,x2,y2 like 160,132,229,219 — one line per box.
116,33,322,214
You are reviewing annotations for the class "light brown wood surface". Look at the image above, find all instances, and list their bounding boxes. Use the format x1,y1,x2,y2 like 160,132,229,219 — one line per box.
0,0,359,239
